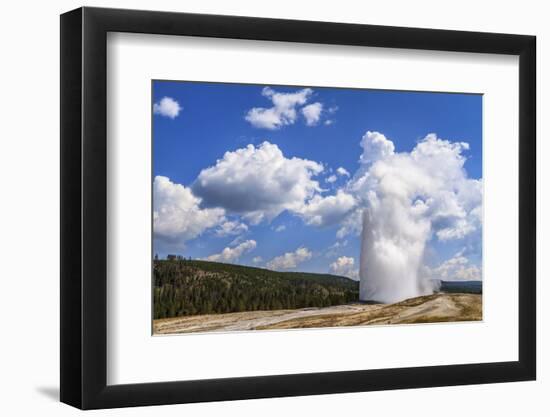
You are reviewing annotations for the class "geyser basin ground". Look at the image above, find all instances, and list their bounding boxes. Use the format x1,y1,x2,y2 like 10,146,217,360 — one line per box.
154,293,482,334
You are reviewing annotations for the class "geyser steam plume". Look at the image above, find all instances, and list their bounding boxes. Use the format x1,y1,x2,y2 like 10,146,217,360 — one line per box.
354,132,482,303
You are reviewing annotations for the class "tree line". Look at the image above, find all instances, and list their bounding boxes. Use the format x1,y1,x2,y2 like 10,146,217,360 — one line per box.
153,259,359,319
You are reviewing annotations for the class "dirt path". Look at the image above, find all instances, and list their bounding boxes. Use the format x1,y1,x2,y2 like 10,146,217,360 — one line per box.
153,293,481,335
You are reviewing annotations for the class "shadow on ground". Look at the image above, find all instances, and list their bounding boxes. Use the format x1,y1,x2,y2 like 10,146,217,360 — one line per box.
36,386,59,401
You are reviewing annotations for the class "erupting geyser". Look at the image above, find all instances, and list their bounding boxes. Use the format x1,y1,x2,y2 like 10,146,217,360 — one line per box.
353,131,482,304
359,206,433,303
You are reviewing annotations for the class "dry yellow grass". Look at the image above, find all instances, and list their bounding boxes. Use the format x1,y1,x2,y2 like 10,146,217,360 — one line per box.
257,293,481,330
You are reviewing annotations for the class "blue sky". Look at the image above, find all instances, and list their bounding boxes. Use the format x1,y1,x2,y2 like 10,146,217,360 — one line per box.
152,80,482,281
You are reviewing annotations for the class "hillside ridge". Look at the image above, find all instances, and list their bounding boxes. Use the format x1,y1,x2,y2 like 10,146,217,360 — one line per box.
153,259,359,319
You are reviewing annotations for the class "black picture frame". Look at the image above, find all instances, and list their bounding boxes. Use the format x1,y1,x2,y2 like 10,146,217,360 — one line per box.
60,6,536,410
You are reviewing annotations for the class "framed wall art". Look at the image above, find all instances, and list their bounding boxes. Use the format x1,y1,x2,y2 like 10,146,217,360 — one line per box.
60,6,536,409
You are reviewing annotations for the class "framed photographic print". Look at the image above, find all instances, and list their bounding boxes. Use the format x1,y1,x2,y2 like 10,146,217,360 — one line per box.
60,6,536,409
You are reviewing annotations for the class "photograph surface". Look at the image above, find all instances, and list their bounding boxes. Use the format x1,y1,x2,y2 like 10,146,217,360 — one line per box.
152,81,483,335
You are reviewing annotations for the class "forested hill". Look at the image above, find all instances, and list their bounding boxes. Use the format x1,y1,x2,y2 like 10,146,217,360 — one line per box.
153,259,359,319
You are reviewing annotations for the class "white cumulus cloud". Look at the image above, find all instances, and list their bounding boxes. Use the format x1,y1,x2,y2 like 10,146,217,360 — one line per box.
422,251,482,282
336,167,350,177
153,176,225,245
302,102,323,126
325,174,338,183
193,141,324,224
329,256,359,280
205,240,257,263
347,132,482,244
267,247,312,270
215,220,248,237
298,189,357,227
153,96,182,119
245,87,313,130
359,131,395,165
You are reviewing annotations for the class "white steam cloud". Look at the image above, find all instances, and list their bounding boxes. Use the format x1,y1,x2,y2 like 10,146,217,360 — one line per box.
352,132,482,303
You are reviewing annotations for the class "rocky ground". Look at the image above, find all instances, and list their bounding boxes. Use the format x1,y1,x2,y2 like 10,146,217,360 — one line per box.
153,293,482,335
